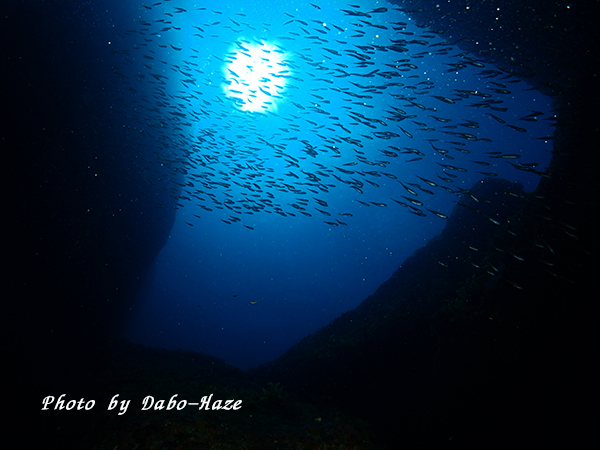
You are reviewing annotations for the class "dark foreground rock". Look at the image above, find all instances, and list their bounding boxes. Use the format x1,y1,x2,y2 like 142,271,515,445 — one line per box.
38,341,377,450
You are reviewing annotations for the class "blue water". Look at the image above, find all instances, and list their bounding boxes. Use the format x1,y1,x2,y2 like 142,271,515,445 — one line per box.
113,0,554,369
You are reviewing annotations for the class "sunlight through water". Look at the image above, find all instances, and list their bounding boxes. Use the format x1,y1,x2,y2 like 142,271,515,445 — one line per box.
222,40,289,112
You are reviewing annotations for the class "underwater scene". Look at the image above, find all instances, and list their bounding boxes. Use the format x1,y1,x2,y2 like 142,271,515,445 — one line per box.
115,0,553,370
8,0,597,448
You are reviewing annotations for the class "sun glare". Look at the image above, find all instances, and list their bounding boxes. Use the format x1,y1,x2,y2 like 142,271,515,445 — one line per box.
222,41,289,112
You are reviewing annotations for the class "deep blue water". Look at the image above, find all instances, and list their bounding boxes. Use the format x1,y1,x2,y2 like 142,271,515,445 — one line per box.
95,0,556,369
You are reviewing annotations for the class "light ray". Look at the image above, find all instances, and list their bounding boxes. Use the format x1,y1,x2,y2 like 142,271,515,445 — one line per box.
222,41,289,112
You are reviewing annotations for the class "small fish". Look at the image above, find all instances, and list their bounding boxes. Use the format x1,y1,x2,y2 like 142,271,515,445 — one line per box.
426,209,448,219
432,95,456,104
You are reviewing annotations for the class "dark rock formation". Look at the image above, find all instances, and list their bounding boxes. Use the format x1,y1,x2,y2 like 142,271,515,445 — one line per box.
6,3,180,400
248,2,599,446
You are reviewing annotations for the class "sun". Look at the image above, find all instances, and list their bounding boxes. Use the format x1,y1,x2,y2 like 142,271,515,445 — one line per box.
222,41,289,113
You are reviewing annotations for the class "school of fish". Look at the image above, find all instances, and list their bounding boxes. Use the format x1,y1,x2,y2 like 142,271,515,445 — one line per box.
108,1,554,230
